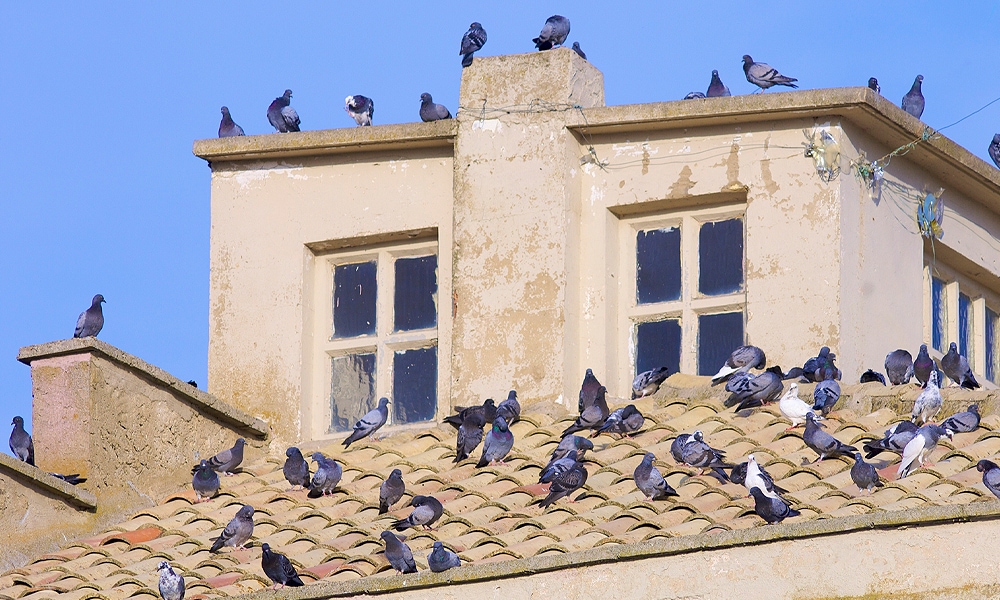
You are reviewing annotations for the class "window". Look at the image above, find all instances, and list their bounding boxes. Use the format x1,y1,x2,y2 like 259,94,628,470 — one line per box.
960,292,974,365
987,307,999,384
931,276,946,352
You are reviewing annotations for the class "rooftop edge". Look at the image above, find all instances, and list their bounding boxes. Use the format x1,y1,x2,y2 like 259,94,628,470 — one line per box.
0,452,97,511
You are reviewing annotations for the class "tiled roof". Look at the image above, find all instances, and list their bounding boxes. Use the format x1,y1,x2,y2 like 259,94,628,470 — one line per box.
3,374,1000,599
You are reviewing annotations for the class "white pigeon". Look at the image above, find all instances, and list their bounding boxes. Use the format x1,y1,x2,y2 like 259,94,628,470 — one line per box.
898,424,952,479
779,383,815,429
745,454,781,500
911,370,943,424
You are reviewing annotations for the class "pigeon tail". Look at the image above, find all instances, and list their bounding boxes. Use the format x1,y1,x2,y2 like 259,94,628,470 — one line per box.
462,53,474,68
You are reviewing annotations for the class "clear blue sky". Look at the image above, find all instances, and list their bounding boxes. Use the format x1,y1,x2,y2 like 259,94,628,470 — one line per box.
1,2,998,442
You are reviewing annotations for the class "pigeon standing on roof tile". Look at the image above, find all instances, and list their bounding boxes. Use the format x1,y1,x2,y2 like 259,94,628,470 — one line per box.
191,460,220,503
863,420,919,459
778,383,814,429
913,344,935,387
803,413,857,463
901,75,925,119
594,404,645,438
868,78,880,94
885,349,914,385
711,345,766,385
206,438,245,475
419,93,452,122
539,459,588,508
633,453,678,501
9,416,33,465
911,370,943,424
444,398,496,429
680,431,733,482
743,454,787,500
157,562,185,600
549,435,593,463
308,453,342,498
670,433,692,464
282,447,310,490
563,386,610,437
726,369,783,411
496,390,520,424
898,424,952,478
633,366,670,399
941,342,980,389
394,495,443,531
941,404,981,434
379,469,406,514
811,347,842,382
454,411,486,463
540,449,579,484
267,90,300,133
571,42,586,60
579,368,603,412
477,416,514,467
990,134,1000,169
210,504,254,552
460,22,487,68
533,15,570,50
428,541,462,572
977,460,1000,498
750,487,800,524
812,379,841,416
345,95,375,126
742,55,798,91
860,369,887,385
380,531,417,573
218,106,245,138
850,453,884,495
261,543,304,589
343,397,390,447
74,294,105,338
707,70,731,97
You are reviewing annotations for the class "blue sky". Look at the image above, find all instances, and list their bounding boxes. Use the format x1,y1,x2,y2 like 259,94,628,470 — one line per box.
1,2,998,441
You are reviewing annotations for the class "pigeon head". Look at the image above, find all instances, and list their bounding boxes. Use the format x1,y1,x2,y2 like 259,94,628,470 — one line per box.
978,459,999,473
420,93,432,103
692,430,704,442
748,487,767,501
919,344,928,352
576,437,594,451
221,106,231,117
853,452,864,462
585,368,594,377
712,69,720,77
261,543,271,553
92,294,106,305
432,541,444,551
819,347,831,358
283,90,293,100
380,530,398,542
949,342,958,352
311,452,326,463
641,452,655,464
11,416,23,428
236,504,254,519
493,416,509,432
742,55,753,65
469,22,481,29
788,383,799,394
929,370,939,386
915,75,924,84
235,437,246,448
410,495,429,507
970,404,980,414
285,447,302,459
942,427,955,440
345,96,355,109
484,398,495,408
157,561,171,572
507,390,517,400
868,77,878,87
748,454,758,466
389,468,402,478
378,397,390,408
994,134,1000,144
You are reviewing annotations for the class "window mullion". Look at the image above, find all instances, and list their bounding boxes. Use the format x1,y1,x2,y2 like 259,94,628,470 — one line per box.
681,215,698,374
377,250,394,417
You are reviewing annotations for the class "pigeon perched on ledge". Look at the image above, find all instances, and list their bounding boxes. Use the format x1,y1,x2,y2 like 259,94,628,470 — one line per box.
533,15,570,50
989,134,1000,169
419,93,452,122
218,106,244,137
460,22,487,68
941,342,980,389
428,541,462,572
901,75,925,119
267,90,300,133
74,294,105,338
632,366,669,398
707,70,731,97
742,55,798,91
868,77,880,94
571,42,586,60
308,452,342,498
345,95,375,126
711,345,765,385
885,349,914,385
381,531,417,573
343,397,389,447
9,416,33,465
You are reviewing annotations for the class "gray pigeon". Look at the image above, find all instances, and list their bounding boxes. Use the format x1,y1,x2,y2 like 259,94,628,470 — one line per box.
539,459,587,508
533,15,570,51
941,404,980,434
345,95,375,127
711,345,766,384
157,562,185,600
990,134,1000,169
670,433,692,464
207,438,245,475
680,431,733,481
191,460,220,503
579,368,603,412
427,541,461,572
885,349,914,385
726,369,783,411
563,386,610,436
261,543,303,589
860,369,886,385
850,452,883,494
684,92,707,99
9,416,33,465
496,390,520,424
454,411,485,463
749,487,800,524
594,404,644,438
941,342,980,389
343,397,390,447
913,344,935,386
379,469,406,514
444,398,496,428
381,531,417,573
267,90,300,133
539,450,579,484
282,447,310,490
707,70,731,97
863,420,919,459
898,424,952,478
50,473,87,485
803,413,857,462
549,435,593,463
209,504,254,552
911,370,943,424
901,75,925,119
308,452,342,497
419,93,452,122
868,77,880,94
633,453,678,501
803,346,841,382
812,379,841,416
977,459,1000,499
460,22,487,68
218,106,245,138
571,42,586,60
394,495,443,531
742,55,798,91
74,294,105,338
477,416,514,467
632,366,669,399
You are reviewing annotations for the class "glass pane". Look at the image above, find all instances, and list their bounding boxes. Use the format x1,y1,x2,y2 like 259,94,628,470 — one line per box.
636,319,681,378
395,255,438,331
636,227,681,304
329,353,376,433
987,307,998,383
699,218,743,296
697,312,745,376
334,261,377,338
932,277,946,351
959,293,973,365
393,347,437,424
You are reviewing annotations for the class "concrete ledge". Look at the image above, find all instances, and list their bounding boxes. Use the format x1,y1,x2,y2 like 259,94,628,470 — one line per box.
0,453,96,511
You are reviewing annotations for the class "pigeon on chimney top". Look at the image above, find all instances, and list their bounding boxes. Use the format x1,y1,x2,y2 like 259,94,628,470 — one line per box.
742,55,798,91
219,106,245,137
460,22,487,67
533,15,570,50
74,294,105,338
267,89,300,133
345,95,375,126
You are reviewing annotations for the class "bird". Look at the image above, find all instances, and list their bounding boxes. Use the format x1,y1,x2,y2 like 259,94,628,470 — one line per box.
343,397,390,447
898,424,952,478
562,386,610,437
9,416,33,465
549,435,593,463
539,459,587,508
742,55,798,91
345,95,375,127
632,366,670,399
282,447,310,490
633,453,678,501
533,15,570,51
711,345,766,384
670,433,692,464
379,469,406,514
460,22,487,68
218,107,244,138
863,420,919,459
206,438,245,475
539,449,579,484
803,346,841,382
209,504,254,552
749,487,800,524
868,77,880,94
911,370,943,424
454,410,485,463
977,460,1000,499
266,89,300,133
742,454,787,500
419,93,452,122
850,453,883,495
860,369,886,385
707,70,731,97
884,349,914,385
812,379,841,416
901,75,925,119
684,92,707,99
308,452,342,498
380,531,417,574
496,390,520,424
778,383,814,429
477,416,514,467
261,543,304,589
913,344,935,386
427,541,461,572
680,431,732,482
941,404,980,434
191,460,220,503
74,294,106,338
941,342,980,389
393,495,443,531
50,473,87,485
803,413,857,462
579,368,603,412
594,404,645,438
571,42,586,60
990,134,1000,169
444,398,496,429
157,562,185,600
725,369,783,411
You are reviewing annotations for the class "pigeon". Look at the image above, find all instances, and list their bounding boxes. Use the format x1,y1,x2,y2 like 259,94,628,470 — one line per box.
743,454,787,500
209,504,254,552
594,404,644,438
419,93,452,122
308,452,342,498
911,370,943,424
885,349,914,385
191,460,220,503
860,369,886,385
571,42,586,60
261,543,303,589
868,77,880,94
562,386,609,436
394,495,443,531
633,366,670,399
343,397,390,447
345,95,375,127
711,345,766,384
749,487,800,524
941,404,980,434
990,134,1000,169
444,399,496,429
157,562,185,600
549,435,593,463
803,346,841,382
850,452,883,495
533,15,570,51
778,383,815,429
901,75,925,119
266,90,300,133
633,453,678,501
539,449,579,484
579,368,603,412
74,294,106,338
538,459,587,508
898,424,952,478
941,342,980,389
707,70,731,97
282,447,310,490
812,379,841,416
454,411,486,463
218,106,244,138
803,413,857,462
725,369,783,411
206,438,245,475
684,92,707,99
680,431,732,482
460,22,487,68
977,459,1000,499
427,541,461,572
742,55,798,91
379,468,406,514
496,390,520,424
863,420,919,459
913,344,935,386
187,380,198,388
50,473,87,485
380,531,417,574
9,416,33,465
670,433,692,464
477,416,514,467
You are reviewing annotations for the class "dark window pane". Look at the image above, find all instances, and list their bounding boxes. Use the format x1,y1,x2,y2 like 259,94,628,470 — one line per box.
395,255,438,331
636,227,681,304
334,261,377,337
698,312,745,376
393,347,437,424
636,319,681,378
987,307,998,383
932,277,946,351
329,353,376,433
959,293,973,364
699,218,743,296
